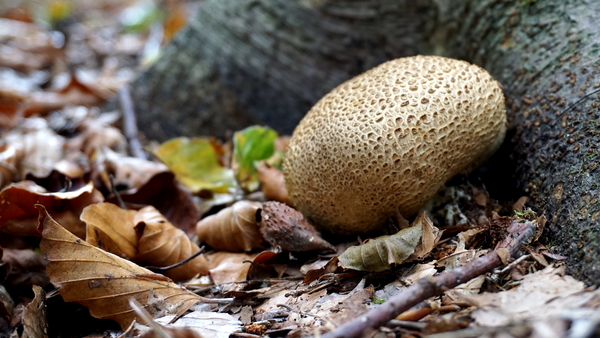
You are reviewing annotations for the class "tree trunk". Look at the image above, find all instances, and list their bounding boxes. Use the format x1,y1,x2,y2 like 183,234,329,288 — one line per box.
131,0,437,140
434,0,600,285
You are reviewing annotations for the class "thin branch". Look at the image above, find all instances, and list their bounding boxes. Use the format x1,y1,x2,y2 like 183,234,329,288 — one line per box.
118,85,147,159
321,219,538,338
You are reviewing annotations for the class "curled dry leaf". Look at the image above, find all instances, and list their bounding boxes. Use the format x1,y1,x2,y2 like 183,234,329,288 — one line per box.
338,224,423,272
81,202,138,260
407,212,442,261
135,206,209,281
22,285,48,338
256,163,289,204
259,201,335,252
37,205,201,330
195,201,264,252
0,181,103,238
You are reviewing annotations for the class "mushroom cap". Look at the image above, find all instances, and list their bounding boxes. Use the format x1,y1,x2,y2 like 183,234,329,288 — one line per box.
283,55,507,235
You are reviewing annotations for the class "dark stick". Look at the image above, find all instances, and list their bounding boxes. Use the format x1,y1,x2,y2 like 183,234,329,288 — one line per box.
118,85,147,160
321,219,538,338
144,246,206,272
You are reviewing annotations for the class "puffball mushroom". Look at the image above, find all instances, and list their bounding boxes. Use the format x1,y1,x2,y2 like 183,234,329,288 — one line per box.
283,55,507,235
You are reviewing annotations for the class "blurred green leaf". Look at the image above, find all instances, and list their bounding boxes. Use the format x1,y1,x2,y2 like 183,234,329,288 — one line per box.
120,0,163,33
154,137,236,194
234,126,278,191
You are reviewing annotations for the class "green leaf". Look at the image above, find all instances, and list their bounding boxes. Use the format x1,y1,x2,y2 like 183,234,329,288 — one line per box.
154,137,236,194
233,126,278,191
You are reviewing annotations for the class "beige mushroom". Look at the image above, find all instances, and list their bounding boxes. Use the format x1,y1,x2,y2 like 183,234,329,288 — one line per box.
283,55,507,235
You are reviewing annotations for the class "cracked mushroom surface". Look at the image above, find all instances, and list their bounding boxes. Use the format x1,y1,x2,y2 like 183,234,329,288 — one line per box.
283,55,507,235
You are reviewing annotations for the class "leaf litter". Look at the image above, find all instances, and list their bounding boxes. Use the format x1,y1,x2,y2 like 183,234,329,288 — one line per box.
0,2,598,338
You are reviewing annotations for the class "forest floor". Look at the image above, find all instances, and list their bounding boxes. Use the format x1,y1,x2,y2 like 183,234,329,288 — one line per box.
0,1,599,338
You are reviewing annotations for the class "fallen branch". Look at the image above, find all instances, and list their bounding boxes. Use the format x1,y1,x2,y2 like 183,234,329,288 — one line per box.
321,219,538,338
118,85,147,160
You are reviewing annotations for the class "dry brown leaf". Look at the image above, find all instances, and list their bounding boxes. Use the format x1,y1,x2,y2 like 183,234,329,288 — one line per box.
134,206,209,281
259,201,335,252
108,172,200,238
196,201,264,252
406,212,442,261
0,181,102,238
1,248,49,288
205,251,259,285
21,285,48,338
256,164,289,204
338,222,423,272
37,205,201,330
81,202,138,260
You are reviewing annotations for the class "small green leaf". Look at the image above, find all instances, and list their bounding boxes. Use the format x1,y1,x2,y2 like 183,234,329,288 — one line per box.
154,137,236,194
371,297,386,304
234,126,278,191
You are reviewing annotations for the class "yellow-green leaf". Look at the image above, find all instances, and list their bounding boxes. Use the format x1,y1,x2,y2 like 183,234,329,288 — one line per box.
154,137,235,193
234,126,278,191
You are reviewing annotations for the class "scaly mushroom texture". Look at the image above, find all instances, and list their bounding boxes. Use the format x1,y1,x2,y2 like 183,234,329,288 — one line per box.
283,55,507,235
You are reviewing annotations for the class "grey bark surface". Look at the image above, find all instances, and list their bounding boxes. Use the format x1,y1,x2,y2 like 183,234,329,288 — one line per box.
131,0,437,140
434,0,600,284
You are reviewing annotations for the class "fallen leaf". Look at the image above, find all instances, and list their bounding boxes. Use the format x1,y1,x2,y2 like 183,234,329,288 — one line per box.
134,206,209,281
92,147,168,192
1,248,49,287
37,205,201,330
195,200,265,252
233,126,278,191
0,181,103,238
406,212,442,261
259,201,335,252
470,265,600,327
256,163,289,204
21,285,48,338
205,251,259,285
154,137,236,194
2,119,65,180
338,222,423,272
155,311,242,338
0,284,13,325
81,202,138,260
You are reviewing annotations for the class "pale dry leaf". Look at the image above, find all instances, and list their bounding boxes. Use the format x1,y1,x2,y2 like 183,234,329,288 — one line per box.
135,206,209,281
3,121,65,179
81,202,138,260
93,147,169,192
21,285,48,338
196,201,264,252
399,263,437,285
470,265,600,327
205,251,259,285
37,205,201,330
338,223,423,272
155,311,242,338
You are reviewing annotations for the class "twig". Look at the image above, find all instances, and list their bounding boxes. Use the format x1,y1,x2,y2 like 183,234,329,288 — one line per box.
118,84,147,160
145,246,205,271
321,219,538,338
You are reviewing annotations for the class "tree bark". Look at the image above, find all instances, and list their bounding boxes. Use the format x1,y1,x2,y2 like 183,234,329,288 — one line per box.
131,0,437,140
434,0,600,285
